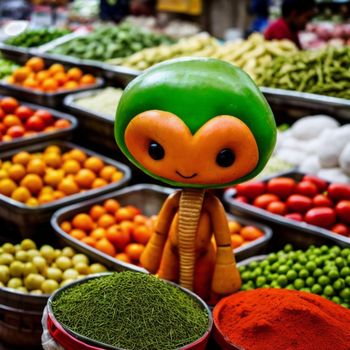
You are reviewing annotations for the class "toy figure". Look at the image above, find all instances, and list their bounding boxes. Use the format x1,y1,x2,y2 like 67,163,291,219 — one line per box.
115,58,276,300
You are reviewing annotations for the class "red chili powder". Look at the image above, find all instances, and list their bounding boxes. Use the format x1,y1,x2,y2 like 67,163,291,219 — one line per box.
214,288,350,350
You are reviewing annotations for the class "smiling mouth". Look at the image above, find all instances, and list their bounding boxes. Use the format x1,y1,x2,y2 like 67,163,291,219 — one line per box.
176,171,198,179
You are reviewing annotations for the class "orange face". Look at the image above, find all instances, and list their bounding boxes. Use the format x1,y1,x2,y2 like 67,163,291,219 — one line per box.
124,110,259,185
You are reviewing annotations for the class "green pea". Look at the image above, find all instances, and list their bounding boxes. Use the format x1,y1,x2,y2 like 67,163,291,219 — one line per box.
306,276,315,287
250,261,258,269
311,284,322,294
284,244,293,252
301,287,310,293
347,255,350,264
270,262,279,272
345,276,350,286
306,261,317,272
277,275,288,287
254,267,263,276
315,257,324,266
298,256,308,265
335,257,345,268
320,245,329,253
340,288,350,300
268,253,277,263
323,265,332,274
313,268,323,278
241,284,252,291
313,247,321,255
328,269,339,280
333,278,345,291
341,248,350,258
294,263,303,271
294,278,305,290
323,285,334,296
241,271,251,281
318,276,330,286
341,303,349,309
286,270,297,281
341,267,350,278
286,284,294,290
278,265,289,274
299,269,309,279
330,246,341,254
332,296,341,304
256,276,267,287
270,281,280,288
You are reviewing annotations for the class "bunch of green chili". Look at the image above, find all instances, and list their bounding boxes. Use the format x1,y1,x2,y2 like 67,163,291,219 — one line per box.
52,272,209,350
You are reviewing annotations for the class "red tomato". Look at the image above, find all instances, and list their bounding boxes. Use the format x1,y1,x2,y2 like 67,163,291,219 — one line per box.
331,223,349,236
235,196,248,203
0,108,5,120
335,200,350,224
304,207,336,228
25,115,45,131
296,180,318,197
15,106,34,120
286,194,312,213
302,175,328,192
313,194,333,208
328,183,350,201
1,97,19,113
266,201,287,215
285,213,303,222
7,125,25,138
235,182,265,200
267,177,296,199
253,194,279,209
0,123,6,134
34,109,53,125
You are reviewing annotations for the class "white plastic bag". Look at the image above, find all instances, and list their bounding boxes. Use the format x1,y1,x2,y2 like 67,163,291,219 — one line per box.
41,306,66,350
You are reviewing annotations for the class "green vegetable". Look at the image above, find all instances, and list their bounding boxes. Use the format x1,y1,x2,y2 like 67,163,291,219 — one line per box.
239,244,350,308
52,272,209,350
5,28,70,48
0,55,19,79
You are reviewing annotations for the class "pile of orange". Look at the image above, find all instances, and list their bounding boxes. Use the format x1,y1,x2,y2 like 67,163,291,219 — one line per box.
0,146,124,206
7,57,97,92
61,199,265,267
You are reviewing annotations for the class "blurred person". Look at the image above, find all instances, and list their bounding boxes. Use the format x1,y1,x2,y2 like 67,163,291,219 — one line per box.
249,0,270,33
100,0,130,22
264,0,315,47
0,0,32,20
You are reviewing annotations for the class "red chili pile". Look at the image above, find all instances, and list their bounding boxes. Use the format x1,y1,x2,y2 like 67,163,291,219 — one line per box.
214,288,350,350
234,175,350,237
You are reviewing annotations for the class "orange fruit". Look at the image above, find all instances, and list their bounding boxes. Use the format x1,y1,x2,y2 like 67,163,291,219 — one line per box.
62,159,81,174
0,169,8,180
7,76,15,84
103,199,120,213
84,157,104,173
0,178,17,196
40,186,54,195
43,152,61,168
41,78,58,92
75,169,96,189
111,171,123,182
67,149,87,164
54,119,70,129
25,57,45,72
48,63,64,75
80,74,96,85
36,70,50,83
38,193,54,204
63,81,79,90
57,178,80,195
26,158,46,176
13,67,32,82
125,243,144,262
97,214,116,229
20,174,43,195
228,220,242,234
106,225,130,251
240,226,264,241
72,213,94,231
44,170,64,187
132,225,151,245
81,236,96,248
89,205,106,220
115,253,131,264
99,166,117,181
53,190,65,200
115,207,136,222
60,221,72,233
3,115,21,128
2,135,12,142
2,161,12,171
67,67,83,81
26,197,39,206
52,72,68,85
45,145,61,154
23,77,39,89
90,227,106,240
11,186,31,203
92,178,108,189
70,229,87,240
231,234,244,249
95,238,116,256
7,164,26,182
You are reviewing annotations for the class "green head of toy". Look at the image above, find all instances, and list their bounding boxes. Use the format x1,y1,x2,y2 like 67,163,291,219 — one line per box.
115,57,276,189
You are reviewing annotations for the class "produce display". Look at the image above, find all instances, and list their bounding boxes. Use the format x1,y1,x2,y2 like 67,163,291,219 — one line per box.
276,115,350,183
7,57,97,92
214,288,350,350
240,244,350,308
0,145,124,206
0,97,71,142
117,33,298,80
233,175,350,237
60,198,265,266
73,87,123,119
5,28,71,48
50,23,173,61
51,272,209,350
0,56,19,80
257,46,350,99
0,239,107,294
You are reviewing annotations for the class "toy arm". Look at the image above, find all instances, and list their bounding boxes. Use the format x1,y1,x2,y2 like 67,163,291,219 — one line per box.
140,191,180,273
205,193,241,295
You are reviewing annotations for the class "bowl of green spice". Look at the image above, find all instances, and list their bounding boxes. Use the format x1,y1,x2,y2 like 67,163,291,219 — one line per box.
46,271,212,350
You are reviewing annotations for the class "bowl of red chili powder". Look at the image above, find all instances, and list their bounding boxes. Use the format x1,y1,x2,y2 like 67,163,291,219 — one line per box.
213,288,350,350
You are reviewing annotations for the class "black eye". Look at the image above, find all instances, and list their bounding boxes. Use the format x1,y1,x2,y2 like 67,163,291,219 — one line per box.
148,141,165,160
216,148,235,167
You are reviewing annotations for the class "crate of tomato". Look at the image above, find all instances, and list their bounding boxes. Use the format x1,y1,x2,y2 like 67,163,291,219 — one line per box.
0,96,77,151
224,171,350,248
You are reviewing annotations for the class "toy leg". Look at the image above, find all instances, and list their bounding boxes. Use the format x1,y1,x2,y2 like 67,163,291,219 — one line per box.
157,240,179,282
194,242,216,301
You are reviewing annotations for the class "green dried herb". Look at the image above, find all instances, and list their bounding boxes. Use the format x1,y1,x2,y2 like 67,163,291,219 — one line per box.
52,272,209,350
